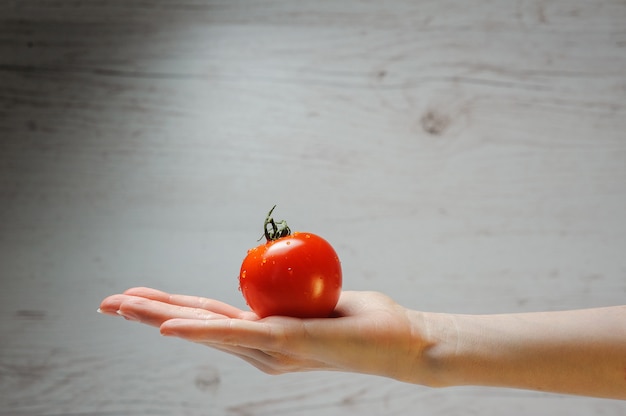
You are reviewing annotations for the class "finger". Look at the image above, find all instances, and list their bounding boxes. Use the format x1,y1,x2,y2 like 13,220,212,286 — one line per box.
117,297,229,328
202,341,327,374
203,343,286,375
161,318,342,373
99,292,168,315
123,287,257,320
99,294,133,315
160,317,302,351
159,318,285,372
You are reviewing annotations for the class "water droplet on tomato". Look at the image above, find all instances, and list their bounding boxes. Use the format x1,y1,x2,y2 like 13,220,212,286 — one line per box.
286,241,291,245
261,258,267,265
305,234,311,239
241,270,247,278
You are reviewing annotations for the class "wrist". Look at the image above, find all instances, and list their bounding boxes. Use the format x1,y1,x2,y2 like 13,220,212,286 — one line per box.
399,309,459,387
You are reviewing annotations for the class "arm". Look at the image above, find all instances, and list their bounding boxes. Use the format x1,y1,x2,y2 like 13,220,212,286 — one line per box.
422,306,626,399
99,288,626,400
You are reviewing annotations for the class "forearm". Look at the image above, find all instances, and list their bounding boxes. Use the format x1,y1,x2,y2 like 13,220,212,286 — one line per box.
417,306,626,399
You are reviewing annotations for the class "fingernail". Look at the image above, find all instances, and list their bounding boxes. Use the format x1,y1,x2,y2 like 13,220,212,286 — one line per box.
116,310,138,321
96,308,103,314
160,325,178,337
160,322,180,337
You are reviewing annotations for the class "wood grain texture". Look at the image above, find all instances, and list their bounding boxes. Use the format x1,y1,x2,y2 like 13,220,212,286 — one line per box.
1,0,626,414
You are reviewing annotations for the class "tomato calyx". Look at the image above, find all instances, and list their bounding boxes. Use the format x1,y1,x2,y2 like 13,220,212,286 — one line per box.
262,205,292,242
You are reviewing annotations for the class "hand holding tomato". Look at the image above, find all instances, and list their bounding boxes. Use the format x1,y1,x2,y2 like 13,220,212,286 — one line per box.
99,287,626,399
98,287,428,383
239,206,342,318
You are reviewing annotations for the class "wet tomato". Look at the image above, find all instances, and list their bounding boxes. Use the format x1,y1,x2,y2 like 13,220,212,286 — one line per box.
239,206,342,318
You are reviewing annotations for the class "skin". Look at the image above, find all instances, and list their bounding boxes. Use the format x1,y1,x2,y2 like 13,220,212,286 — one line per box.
99,287,626,400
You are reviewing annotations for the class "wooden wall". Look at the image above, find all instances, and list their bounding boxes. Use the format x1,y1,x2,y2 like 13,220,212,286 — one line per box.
1,1,625,414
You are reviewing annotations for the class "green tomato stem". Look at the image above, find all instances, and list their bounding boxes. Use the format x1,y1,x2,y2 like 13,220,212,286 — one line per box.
263,205,291,242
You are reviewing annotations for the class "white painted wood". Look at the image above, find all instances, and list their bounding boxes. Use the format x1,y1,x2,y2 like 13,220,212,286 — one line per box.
1,0,625,414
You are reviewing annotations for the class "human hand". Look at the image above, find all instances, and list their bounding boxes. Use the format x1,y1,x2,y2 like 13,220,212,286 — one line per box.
98,287,429,383
99,287,626,399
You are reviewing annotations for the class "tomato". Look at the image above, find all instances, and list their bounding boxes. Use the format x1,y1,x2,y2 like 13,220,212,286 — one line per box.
239,206,342,318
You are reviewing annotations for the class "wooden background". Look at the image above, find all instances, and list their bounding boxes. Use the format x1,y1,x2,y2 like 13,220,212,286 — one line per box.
1,1,625,414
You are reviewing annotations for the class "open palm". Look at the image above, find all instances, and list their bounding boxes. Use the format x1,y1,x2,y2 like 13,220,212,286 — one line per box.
99,287,424,381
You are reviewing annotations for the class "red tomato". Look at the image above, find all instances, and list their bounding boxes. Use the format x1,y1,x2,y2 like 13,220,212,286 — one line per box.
239,207,342,318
